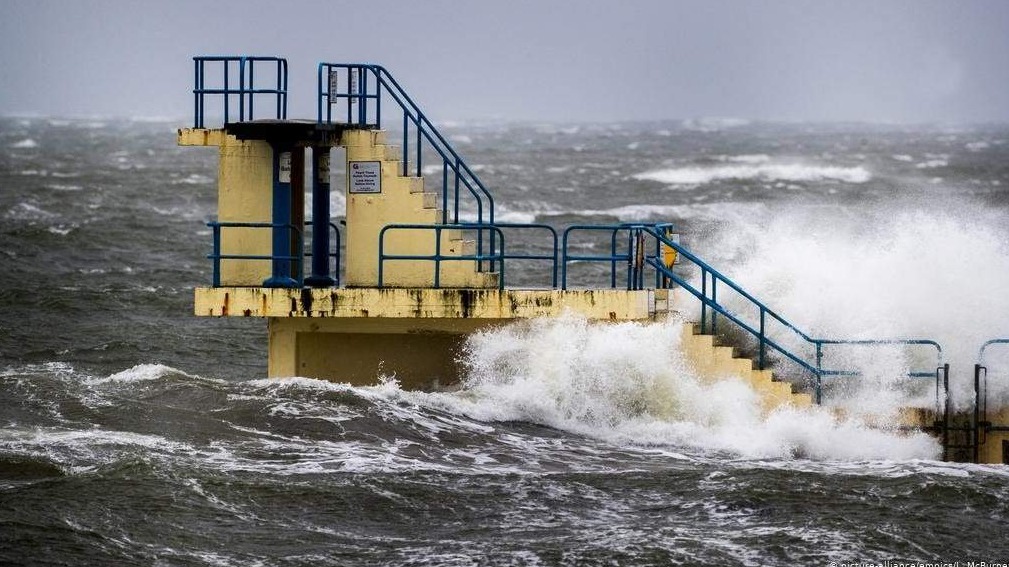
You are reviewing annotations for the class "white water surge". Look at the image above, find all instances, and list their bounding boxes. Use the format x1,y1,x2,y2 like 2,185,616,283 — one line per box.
695,198,1009,410
410,315,941,461
634,162,871,186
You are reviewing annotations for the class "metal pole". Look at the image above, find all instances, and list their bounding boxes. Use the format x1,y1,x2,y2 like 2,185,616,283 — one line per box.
212,224,221,287
305,147,335,287
263,144,297,288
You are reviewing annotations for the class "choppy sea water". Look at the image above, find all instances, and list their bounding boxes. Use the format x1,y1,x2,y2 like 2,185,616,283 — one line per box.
2,117,1009,565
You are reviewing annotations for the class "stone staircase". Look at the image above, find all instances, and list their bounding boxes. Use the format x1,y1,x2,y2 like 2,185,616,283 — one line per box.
341,129,498,288
678,322,813,412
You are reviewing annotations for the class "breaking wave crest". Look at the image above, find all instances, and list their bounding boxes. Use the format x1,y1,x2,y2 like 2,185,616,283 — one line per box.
419,316,941,461
634,163,871,186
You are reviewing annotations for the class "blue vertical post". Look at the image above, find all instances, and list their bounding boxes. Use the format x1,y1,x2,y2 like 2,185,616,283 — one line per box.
305,147,335,287
264,144,298,288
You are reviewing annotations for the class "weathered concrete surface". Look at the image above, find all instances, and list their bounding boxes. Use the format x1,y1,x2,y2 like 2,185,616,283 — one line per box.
195,286,659,321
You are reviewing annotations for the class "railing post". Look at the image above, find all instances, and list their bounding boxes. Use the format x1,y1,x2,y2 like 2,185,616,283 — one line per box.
378,230,385,287
625,229,634,290
433,226,442,288
561,228,570,290
610,229,619,288
711,279,718,335
329,223,341,286
942,363,950,461
248,59,255,120
815,342,823,404
376,72,382,127
441,163,449,224
700,270,707,333
223,60,230,124
497,228,505,290
759,307,766,370
415,112,423,177
361,69,368,125
211,223,221,287
453,158,461,223
193,59,200,128
974,363,982,464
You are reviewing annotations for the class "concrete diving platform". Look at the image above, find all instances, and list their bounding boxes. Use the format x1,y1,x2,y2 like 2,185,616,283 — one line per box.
195,287,672,388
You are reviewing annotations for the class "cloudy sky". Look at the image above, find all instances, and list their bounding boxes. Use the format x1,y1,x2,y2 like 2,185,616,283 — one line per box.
2,0,1008,124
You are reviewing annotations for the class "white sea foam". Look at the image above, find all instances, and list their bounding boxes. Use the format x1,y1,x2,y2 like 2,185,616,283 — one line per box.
696,200,1009,409
721,154,770,164
10,138,38,149
6,202,57,220
916,159,948,169
634,163,871,186
891,154,914,162
90,363,193,385
683,117,750,131
47,226,73,236
172,173,212,185
403,315,940,461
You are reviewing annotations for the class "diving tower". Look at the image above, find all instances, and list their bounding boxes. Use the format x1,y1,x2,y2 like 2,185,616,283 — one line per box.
179,56,1008,464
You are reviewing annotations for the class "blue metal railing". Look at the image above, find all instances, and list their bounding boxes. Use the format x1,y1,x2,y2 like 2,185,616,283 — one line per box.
975,339,1009,441
193,56,288,128
561,223,678,290
303,221,342,287
207,222,309,288
371,218,942,405
634,224,944,404
376,222,560,290
317,63,495,253
378,224,506,290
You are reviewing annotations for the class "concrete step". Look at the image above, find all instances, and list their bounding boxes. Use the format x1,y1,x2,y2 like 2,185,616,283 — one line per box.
680,322,814,412
405,177,427,194
420,192,438,209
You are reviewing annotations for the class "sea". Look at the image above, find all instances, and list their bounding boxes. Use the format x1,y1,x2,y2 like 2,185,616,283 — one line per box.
1,116,1008,565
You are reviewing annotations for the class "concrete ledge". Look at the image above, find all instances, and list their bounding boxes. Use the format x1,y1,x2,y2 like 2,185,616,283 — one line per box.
177,128,228,146
195,287,660,320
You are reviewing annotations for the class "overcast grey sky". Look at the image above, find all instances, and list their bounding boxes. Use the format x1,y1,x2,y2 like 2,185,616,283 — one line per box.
2,0,1008,124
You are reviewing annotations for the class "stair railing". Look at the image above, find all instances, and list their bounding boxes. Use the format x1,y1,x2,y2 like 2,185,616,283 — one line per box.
635,224,944,405
317,63,496,264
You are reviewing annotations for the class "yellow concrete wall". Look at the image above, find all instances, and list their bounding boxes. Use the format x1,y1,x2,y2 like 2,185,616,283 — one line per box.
178,128,274,286
219,136,274,285
267,317,486,388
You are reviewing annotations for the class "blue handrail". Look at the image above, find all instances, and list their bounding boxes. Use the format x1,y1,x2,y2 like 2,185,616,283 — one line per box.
316,63,495,258
207,221,341,287
978,339,1009,364
207,222,303,287
561,223,678,290
378,224,506,290
973,338,1009,460
303,221,342,287
638,224,944,404
193,56,288,128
